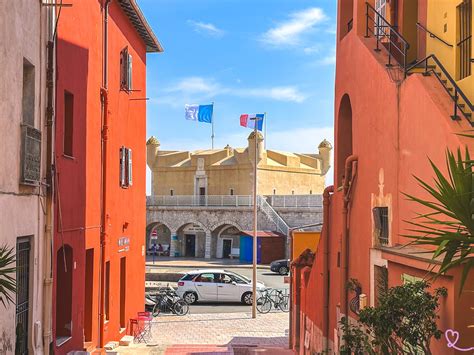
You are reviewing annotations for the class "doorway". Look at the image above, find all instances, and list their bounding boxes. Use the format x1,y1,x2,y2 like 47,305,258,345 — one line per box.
185,235,196,257
84,249,94,343
222,239,232,259
120,257,126,329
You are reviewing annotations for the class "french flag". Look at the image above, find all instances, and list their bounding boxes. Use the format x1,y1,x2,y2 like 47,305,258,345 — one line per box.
240,113,264,131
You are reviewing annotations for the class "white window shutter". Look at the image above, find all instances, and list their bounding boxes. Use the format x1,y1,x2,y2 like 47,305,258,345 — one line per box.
127,148,133,187
127,53,133,91
120,146,126,187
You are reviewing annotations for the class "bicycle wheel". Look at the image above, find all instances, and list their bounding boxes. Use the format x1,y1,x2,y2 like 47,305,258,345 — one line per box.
278,295,290,312
256,297,272,314
173,299,189,316
152,302,161,317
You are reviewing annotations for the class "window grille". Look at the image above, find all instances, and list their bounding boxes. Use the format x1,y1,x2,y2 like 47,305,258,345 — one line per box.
373,206,389,245
457,0,472,80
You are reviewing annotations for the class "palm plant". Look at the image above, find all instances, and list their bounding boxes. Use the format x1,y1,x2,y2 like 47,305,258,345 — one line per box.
0,245,16,307
403,147,474,292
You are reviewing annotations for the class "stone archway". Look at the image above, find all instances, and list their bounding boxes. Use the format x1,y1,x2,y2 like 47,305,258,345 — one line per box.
146,222,172,254
175,222,210,258
211,222,243,259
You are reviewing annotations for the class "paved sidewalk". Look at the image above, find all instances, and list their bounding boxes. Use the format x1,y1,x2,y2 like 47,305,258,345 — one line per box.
146,257,271,270
112,312,289,354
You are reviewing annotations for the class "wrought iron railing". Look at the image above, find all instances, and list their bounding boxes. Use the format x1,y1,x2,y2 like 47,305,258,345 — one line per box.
365,2,409,73
406,54,474,125
416,22,453,48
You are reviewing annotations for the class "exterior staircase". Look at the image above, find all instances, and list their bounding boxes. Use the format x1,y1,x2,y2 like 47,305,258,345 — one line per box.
406,55,474,124
257,196,290,236
364,3,473,125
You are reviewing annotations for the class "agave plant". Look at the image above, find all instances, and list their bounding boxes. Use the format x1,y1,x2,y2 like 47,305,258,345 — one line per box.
403,147,474,292
0,245,16,307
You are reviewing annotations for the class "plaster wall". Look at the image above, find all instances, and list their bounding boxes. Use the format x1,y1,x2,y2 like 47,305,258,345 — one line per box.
0,0,51,353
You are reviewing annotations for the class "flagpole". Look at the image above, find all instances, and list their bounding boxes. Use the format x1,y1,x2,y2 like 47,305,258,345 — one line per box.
251,117,259,319
211,102,215,149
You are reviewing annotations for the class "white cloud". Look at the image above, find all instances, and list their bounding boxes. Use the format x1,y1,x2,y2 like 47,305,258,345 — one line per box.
166,76,223,95
157,77,307,104
316,46,336,65
236,86,307,103
261,8,327,46
187,20,225,38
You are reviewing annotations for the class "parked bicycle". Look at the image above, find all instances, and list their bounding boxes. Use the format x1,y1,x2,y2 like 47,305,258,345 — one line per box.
145,286,189,316
256,288,289,313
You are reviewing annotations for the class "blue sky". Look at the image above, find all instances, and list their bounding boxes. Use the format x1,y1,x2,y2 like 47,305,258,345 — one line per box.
138,0,337,192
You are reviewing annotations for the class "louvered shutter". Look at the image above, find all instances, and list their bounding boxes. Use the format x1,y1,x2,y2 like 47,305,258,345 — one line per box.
127,53,133,91
127,148,133,187
120,147,126,187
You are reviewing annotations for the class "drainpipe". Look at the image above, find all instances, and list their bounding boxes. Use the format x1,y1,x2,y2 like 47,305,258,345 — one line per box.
340,155,358,320
322,185,334,353
99,0,111,349
42,37,55,355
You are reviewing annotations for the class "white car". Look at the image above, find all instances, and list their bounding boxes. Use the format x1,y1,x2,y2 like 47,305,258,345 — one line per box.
177,269,265,305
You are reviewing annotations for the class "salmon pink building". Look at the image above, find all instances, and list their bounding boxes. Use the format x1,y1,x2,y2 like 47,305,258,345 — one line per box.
53,0,162,353
291,0,473,354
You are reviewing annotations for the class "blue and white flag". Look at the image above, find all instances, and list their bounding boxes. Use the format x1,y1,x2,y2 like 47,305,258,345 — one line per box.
185,104,213,123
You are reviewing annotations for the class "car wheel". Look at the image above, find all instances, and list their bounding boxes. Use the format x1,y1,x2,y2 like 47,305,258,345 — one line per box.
183,291,198,305
242,292,253,305
279,266,289,275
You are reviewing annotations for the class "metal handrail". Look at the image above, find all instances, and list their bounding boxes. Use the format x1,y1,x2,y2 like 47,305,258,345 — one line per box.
257,196,290,236
406,54,474,124
416,22,453,48
365,2,409,72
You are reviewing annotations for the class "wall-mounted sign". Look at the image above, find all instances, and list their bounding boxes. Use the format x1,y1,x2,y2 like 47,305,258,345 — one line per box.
118,236,130,253
183,224,205,233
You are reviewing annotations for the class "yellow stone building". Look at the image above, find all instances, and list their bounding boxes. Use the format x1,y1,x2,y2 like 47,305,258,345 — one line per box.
146,132,332,196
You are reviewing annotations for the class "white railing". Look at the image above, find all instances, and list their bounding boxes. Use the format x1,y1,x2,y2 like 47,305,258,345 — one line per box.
146,194,322,209
257,196,290,236
265,194,322,208
147,195,253,207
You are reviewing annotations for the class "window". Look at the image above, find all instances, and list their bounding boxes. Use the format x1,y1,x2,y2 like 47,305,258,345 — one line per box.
170,189,174,196
216,273,233,284
273,189,276,195
120,47,133,91
119,146,133,188
105,261,110,321
374,265,388,307
22,59,35,126
402,274,423,284
230,188,234,196
339,0,354,40
180,273,197,281
375,0,387,39
195,273,215,283
20,59,41,185
310,190,313,195
63,91,74,156
291,190,295,195
373,207,389,245
457,0,472,80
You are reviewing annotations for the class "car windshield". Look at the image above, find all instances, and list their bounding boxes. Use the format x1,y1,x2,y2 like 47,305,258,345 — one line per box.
180,273,197,281
226,271,250,284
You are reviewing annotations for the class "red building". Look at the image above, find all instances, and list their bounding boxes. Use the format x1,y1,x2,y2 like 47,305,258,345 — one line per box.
53,0,162,352
291,1,473,354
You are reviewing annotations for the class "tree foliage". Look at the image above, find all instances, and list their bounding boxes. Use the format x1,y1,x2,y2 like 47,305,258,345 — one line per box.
403,147,474,292
341,280,446,355
0,245,16,307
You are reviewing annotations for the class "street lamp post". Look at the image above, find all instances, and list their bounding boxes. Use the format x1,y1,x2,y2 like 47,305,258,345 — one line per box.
250,116,261,319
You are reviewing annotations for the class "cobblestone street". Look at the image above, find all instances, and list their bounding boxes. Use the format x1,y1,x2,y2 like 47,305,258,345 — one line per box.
113,312,290,354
